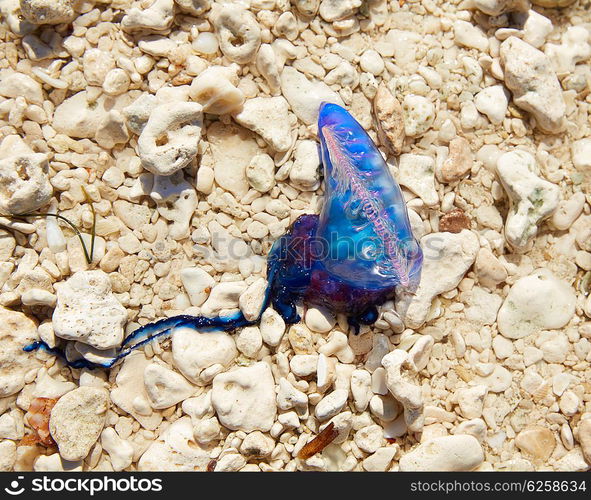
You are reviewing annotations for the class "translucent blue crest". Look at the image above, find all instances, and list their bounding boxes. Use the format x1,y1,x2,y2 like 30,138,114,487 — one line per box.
317,102,423,291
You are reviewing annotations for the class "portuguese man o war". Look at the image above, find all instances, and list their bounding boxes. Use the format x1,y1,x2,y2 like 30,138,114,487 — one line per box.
24,102,423,369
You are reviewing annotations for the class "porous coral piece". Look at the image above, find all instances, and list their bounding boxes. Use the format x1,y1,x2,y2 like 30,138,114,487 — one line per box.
211,4,261,64
0,136,52,215
121,0,174,33
52,270,128,350
49,387,109,461
500,36,566,133
137,102,203,176
19,0,75,25
382,350,424,433
189,65,244,115
233,97,293,152
0,307,40,398
496,150,560,250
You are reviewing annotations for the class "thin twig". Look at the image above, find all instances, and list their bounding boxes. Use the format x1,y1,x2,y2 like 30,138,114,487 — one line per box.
81,186,96,263
8,212,93,264
5,189,97,265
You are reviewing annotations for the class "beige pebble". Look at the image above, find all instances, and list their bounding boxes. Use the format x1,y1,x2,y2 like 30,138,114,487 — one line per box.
438,137,473,183
578,418,591,463
515,427,556,461
288,324,314,354
559,390,580,416
373,83,405,155
49,387,109,461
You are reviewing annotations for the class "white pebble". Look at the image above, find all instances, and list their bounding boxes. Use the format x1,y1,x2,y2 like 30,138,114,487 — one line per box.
402,95,435,138
192,32,218,55
359,49,384,75
474,85,509,125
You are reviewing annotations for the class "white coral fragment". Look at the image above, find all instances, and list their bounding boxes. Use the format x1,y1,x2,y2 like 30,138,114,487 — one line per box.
382,350,424,433
256,44,281,95
150,172,198,240
122,0,174,33
211,4,261,64
496,150,560,250
138,102,203,176
189,65,245,115
174,0,211,16
233,97,293,152
0,135,52,215
500,36,566,133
